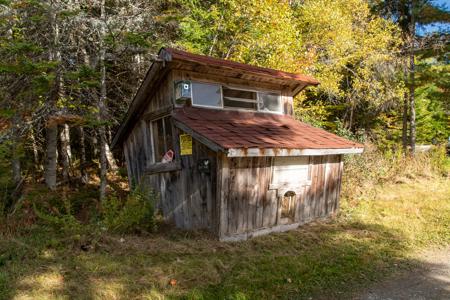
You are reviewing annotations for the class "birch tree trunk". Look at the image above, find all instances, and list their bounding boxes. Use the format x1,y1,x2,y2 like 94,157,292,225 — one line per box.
45,1,59,189
105,143,118,171
79,126,89,184
45,123,58,190
30,127,40,169
11,115,21,186
98,0,108,199
60,124,72,181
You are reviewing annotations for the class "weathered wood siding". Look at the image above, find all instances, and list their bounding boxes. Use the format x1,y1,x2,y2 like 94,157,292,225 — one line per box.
141,131,218,231
218,155,343,240
123,73,174,184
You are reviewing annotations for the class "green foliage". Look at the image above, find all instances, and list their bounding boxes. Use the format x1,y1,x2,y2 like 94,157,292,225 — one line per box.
102,186,157,234
32,191,82,234
414,55,450,144
178,0,405,144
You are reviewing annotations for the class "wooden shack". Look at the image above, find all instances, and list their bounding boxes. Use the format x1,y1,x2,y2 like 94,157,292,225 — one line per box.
111,48,364,241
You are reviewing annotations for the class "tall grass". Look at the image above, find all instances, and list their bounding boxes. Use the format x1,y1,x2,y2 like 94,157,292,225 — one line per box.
342,144,448,201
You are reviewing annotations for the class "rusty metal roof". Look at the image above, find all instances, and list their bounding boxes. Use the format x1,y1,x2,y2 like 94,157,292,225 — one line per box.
165,48,320,86
172,107,363,152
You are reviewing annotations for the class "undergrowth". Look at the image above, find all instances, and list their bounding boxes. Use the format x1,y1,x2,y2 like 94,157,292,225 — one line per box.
342,144,447,201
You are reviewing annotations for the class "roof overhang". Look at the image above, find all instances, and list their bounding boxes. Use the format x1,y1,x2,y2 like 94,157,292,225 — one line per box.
226,147,364,157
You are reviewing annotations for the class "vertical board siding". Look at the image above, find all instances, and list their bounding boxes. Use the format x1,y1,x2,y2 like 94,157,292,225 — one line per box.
143,130,218,232
124,75,173,184
220,155,343,239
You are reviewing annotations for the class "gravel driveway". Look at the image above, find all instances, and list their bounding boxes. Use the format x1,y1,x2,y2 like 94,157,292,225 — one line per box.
354,247,450,300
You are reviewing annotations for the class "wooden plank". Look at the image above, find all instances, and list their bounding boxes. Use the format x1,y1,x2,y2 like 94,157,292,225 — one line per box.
322,156,330,216
255,157,266,229
218,154,230,238
227,147,364,157
295,186,306,222
236,158,245,234
227,158,237,234
144,161,182,175
336,156,344,212
123,142,133,187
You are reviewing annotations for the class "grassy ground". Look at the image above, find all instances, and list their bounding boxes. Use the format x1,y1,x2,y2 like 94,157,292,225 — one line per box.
1,176,449,300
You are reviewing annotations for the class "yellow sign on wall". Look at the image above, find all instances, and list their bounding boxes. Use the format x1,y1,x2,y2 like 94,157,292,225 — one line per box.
180,134,193,155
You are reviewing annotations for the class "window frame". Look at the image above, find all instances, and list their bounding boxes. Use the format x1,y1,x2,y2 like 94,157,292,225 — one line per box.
149,114,173,164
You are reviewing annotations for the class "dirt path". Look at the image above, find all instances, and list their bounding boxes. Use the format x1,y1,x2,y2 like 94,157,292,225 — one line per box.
354,247,450,300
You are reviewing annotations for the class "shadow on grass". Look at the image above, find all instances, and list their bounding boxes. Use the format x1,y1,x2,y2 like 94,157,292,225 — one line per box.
2,218,447,300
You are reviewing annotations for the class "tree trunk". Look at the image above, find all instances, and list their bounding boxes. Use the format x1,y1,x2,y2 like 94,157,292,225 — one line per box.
30,127,40,170
98,0,108,200
402,57,409,153
45,123,58,190
79,126,89,184
409,5,416,155
60,123,72,181
105,143,118,171
91,130,99,158
11,115,21,186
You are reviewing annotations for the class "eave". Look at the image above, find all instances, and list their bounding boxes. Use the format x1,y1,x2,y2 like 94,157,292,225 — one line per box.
226,147,364,157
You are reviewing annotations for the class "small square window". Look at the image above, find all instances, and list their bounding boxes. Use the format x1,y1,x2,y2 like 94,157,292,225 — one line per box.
258,92,282,113
191,82,222,108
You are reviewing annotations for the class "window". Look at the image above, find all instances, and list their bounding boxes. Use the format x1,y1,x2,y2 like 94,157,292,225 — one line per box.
191,82,222,108
259,92,282,113
223,87,258,110
151,116,173,163
272,157,309,186
185,81,282,113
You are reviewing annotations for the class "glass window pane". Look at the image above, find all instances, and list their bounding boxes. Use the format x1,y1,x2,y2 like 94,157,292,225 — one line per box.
192,82,222,108
223,87,257,100
152,118,165,162
259,92,281,112
164,117,173,152
222,87,258,110
223,98,258,110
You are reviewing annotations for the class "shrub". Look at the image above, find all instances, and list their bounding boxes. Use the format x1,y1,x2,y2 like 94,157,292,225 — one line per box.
32,189,83,234
102,186,157,234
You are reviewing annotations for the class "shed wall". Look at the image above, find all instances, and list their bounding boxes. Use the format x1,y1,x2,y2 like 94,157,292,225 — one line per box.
123,73,174,184
218,155,343,240
141,132,218,232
